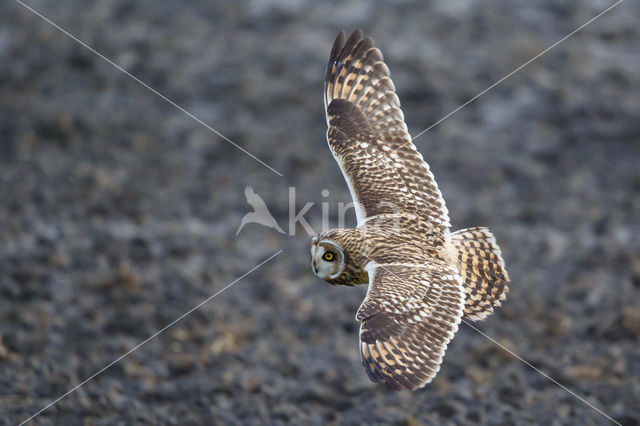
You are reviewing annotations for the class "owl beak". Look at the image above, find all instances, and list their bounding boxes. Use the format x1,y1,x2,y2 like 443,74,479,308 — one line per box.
312,261,318,274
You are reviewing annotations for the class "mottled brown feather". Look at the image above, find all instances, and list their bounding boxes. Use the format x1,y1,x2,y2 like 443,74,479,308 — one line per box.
449,227,510,320
357,263,465,390
324,30,450,229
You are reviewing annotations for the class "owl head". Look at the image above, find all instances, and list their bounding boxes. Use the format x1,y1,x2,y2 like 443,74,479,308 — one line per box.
310,232,369,286
311,236,345,280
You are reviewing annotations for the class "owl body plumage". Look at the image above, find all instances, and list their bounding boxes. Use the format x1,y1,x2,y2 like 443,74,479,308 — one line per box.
311,30,510,390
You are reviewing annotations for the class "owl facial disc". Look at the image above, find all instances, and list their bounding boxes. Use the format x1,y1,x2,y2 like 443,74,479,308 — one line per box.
311,240,345,280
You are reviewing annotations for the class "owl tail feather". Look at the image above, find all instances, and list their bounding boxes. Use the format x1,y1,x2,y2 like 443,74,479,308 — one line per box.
449,227,510,321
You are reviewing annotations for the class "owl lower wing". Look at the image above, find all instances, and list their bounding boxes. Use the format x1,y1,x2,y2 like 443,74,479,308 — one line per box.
356,262,465,390
325,30,449,229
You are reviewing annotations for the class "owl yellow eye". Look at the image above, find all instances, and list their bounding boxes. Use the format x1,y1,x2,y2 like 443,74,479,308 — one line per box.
323,252,334,261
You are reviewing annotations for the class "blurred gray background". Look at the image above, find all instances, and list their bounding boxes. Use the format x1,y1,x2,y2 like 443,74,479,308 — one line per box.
1,0,639,424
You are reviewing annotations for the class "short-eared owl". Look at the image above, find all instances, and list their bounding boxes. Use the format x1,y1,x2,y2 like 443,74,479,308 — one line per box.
311,30,510,390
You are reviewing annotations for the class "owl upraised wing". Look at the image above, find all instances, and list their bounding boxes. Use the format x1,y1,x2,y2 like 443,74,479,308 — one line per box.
324,29,450,231
324,30,466,389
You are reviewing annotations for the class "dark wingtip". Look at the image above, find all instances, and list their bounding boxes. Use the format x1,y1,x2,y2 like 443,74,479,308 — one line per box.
326,30,346,85
340,29,363,59
324,29,379,108
329,30,346,63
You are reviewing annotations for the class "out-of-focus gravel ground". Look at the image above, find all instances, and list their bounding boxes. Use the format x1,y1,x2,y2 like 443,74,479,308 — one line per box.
1,0,639,424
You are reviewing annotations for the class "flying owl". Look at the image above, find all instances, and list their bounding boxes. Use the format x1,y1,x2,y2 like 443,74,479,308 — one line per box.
310,30,510,390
